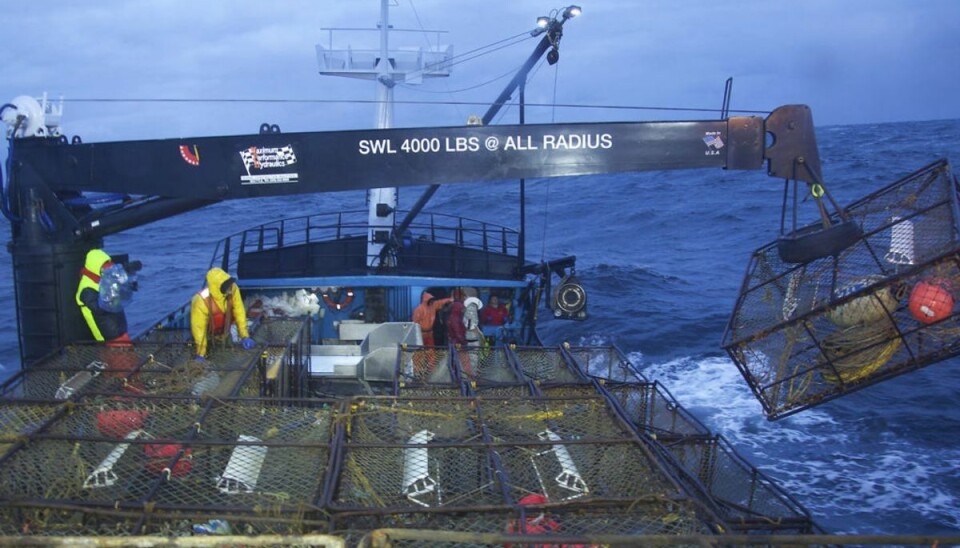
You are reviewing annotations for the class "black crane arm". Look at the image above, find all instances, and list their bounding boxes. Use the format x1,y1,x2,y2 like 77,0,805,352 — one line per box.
7,104,820,214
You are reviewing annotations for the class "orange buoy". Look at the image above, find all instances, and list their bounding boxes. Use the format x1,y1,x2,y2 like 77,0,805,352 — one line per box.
909,280,954,323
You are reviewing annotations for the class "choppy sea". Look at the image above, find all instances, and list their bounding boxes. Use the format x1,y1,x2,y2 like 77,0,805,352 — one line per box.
1,118,959,536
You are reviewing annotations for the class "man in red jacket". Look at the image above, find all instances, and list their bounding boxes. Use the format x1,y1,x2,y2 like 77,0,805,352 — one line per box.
480,295,510,326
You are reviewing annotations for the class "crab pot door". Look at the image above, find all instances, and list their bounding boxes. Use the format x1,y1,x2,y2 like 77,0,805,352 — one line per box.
722,160,960,420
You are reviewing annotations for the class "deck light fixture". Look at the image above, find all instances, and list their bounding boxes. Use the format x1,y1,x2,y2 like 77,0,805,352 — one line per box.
562,5,582,20
531,15,551,36
532,7,579,36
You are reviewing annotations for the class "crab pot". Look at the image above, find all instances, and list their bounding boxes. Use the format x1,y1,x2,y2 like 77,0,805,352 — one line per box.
723,160,960,420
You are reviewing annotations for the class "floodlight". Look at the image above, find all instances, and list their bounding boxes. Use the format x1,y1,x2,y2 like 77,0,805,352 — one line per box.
563,5,582,19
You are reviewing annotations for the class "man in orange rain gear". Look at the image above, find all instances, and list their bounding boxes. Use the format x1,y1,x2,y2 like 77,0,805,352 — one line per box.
411,290,453,378
190,267,255,360
412,291,452,346
75,248,143,376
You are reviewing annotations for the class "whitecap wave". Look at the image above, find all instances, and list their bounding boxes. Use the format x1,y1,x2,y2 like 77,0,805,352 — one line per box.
637,353,960,534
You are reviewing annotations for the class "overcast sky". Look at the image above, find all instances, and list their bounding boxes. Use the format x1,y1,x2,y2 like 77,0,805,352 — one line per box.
1,0,958,144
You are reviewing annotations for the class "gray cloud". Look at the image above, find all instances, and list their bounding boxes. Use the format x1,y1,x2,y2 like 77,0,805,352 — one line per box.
1,0,957,147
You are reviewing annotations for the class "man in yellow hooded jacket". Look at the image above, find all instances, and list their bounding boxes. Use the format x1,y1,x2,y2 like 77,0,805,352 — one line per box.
76,248,143,376
76,248,141,344
190,267,255,360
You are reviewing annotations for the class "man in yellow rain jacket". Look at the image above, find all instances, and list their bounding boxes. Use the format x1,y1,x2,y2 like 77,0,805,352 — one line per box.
76,248,143,343
190,267,255,360
76,248,142,376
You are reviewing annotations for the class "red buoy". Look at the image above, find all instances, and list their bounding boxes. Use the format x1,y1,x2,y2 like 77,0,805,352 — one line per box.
909,280,954,323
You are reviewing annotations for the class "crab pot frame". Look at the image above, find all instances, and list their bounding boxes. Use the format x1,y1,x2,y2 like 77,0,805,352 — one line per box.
0,343,825,538
723,160,960,420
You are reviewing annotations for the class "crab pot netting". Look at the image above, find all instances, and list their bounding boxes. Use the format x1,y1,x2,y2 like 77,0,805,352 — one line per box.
0,343,185,400
724,160,960,419
331,397,689,513
565,346,644,382
148,400,334,509
469,384,531,397
0,347,823,538
457,346,524,385
252,317,311,345
399,347,454,384
332,509,516,548
539,385,599,398
0,398,334,514
396,386,463,398
601,382,708,439
0,401,62,453
0,343,261,400
664,436,813,533
568,381,810,530
127,347,261,398
511,347,584,384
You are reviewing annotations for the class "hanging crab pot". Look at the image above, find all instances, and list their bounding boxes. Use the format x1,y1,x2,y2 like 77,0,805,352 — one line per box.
723,159,960,420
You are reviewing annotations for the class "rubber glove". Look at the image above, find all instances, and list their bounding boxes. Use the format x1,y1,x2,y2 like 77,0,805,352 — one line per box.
241,337,256,350
194,355,206,362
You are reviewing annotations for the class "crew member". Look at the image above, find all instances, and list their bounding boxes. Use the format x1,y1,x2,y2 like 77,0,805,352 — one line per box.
191,267,255,360
76,248,142,375
446,293,472,374
480,295,510,326
76,249,143,342
412,290,452,346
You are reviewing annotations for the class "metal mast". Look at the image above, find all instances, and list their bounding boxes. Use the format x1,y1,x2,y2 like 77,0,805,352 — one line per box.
316,0,453,267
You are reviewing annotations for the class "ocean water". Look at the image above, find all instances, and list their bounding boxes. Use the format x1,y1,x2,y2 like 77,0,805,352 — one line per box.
1,118,960,536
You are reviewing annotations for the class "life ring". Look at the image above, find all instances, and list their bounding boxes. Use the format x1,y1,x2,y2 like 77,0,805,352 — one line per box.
321,287,355,311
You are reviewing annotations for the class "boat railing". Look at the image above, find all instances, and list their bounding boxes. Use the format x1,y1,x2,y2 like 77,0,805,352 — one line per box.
210,209,521,276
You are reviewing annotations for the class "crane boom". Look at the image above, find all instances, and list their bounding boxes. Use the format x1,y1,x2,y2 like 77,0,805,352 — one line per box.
8,105,818,210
